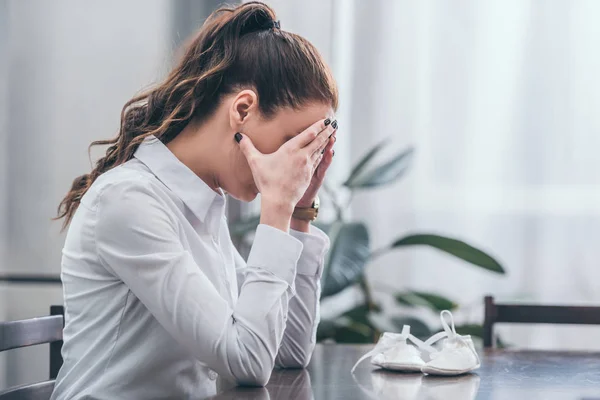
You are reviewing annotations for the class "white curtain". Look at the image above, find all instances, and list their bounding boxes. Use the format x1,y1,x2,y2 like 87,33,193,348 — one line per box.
264,0,600,350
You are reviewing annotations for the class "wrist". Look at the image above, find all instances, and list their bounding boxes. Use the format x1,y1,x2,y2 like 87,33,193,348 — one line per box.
260,198,294,232
261,197,295,215
290,217,310,233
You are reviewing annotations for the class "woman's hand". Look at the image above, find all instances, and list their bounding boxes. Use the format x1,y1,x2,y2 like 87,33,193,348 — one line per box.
237,119,336,232
291,124,336,232
296,128,336,209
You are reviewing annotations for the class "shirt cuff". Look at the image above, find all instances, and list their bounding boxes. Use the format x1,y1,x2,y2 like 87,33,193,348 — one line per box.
246,224,304,287
290,225,330,277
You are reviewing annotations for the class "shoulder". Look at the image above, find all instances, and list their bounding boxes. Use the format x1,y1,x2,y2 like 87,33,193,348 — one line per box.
82,162,159,210
87,163,178,235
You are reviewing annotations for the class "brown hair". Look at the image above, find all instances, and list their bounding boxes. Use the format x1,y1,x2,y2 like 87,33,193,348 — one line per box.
55,1,338,229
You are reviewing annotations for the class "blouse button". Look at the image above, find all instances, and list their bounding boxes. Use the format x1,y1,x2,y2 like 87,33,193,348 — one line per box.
208,369,218,380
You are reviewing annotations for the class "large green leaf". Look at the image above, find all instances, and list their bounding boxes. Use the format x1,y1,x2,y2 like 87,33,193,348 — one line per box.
228,214,260,237
342,139,389,187
390,234,505,274
317,318,375,343
332,324,374,343
390,317,432,340
395,291,458,312
321,222,370,298
453,324,483,338
342,303,382,328
343,147,414,189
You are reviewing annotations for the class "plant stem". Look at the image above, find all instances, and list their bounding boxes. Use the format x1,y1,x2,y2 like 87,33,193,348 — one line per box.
359,275,375,311
369,246,390,261
359,276,379,342
322,182,344,220
345,191,355,210
372,281,402,294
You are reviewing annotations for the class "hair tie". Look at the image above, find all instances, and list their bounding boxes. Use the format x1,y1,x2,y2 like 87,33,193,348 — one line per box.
263,20,281,30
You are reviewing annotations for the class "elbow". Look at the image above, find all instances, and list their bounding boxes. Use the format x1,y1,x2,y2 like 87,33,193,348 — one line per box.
276,348,314,369
234,352,275,387
296,353,313,368
229,332,281,386
236,369,272,387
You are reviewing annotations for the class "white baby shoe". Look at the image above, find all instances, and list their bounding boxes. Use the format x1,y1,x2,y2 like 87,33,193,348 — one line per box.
351,310,480,377
351,325,426,373
420,310,481,376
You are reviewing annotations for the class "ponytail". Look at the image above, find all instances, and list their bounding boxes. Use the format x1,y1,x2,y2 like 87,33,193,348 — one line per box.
56,1,338,229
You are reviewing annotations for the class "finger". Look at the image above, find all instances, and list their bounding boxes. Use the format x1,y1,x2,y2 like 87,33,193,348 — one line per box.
310,147,323,164
311,140,328,160
311,133,335,161
310,147,325,167
235,133,262,164
311,148,333,184
316,147,334,180
314,138,334,174
306,121,336,154
321,133,335,155
287,118,332,149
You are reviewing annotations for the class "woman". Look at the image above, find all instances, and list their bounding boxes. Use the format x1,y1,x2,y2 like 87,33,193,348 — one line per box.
50,2,337,399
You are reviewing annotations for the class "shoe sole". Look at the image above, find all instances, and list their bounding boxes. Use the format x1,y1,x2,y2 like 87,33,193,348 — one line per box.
421,363,480,376
372,362,425,372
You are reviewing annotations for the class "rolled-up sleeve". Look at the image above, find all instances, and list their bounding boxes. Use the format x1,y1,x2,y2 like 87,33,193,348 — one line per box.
274,225,329,368
234,224,330,369
289,226,330,277
95,180,303,386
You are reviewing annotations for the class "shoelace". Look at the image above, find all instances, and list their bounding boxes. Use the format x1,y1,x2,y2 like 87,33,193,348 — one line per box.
421,310,480,363
351,325,437,373
423,310,457,357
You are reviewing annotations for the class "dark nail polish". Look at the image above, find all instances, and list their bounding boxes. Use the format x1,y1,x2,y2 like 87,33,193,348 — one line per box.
332,149,335,157
321,148,325,154
234,132,242,143
331,120,338,129
324,118,331,126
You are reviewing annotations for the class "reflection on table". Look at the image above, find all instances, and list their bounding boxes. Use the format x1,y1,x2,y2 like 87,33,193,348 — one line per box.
358,370,480,400
207,344,600,400
208,368,313,400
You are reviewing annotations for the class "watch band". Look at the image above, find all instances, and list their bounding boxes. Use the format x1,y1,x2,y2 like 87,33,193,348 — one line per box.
292,197,320,221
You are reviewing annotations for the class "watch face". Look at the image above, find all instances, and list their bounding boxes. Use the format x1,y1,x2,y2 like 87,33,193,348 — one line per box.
313,196,320,209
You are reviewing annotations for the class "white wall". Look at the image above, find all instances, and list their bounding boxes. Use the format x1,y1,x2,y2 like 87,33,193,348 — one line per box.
1,0,173,387
0,0,9,390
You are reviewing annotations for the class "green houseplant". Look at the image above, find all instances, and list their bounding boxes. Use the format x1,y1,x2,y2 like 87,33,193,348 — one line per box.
231,139,505,343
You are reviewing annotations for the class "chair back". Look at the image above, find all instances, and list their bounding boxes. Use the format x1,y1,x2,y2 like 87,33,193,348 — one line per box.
483,296,600,348
0,306,64,400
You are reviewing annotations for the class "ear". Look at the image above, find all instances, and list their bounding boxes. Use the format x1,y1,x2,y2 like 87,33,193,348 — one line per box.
229,89,259,131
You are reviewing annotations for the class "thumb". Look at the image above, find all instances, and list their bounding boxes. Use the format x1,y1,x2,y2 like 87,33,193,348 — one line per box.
235,132,261,162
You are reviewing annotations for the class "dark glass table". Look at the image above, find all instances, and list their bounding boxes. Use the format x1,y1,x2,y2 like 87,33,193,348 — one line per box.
208,344,600,400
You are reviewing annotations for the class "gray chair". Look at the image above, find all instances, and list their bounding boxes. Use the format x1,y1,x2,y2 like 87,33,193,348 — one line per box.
0,306,64,400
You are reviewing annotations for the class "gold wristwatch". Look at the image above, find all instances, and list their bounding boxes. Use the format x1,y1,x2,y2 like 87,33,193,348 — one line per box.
292,196,320,221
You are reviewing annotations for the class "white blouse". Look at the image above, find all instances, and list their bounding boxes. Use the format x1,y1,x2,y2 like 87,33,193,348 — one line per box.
50,136,329,400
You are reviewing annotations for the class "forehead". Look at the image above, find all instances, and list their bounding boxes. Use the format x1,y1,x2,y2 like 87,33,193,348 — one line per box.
272,103,334,135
